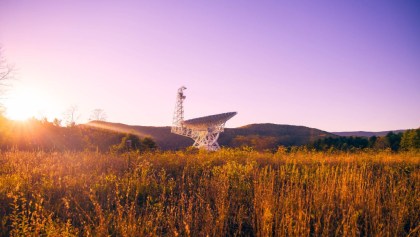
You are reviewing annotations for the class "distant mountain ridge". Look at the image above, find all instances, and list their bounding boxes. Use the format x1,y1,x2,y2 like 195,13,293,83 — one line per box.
332,130,406,137
87,121,337,150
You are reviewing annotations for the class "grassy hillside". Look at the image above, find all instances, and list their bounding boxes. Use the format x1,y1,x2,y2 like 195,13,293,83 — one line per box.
0,118,125,151
86,121,192,149
0,150,419,236
220,123,336,148
87,121,337,150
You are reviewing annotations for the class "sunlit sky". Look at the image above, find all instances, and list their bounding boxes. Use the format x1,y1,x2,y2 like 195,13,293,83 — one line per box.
1,1,419,131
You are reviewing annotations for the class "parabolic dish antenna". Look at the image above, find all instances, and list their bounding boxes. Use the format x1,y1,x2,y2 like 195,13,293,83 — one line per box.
171,87,237,151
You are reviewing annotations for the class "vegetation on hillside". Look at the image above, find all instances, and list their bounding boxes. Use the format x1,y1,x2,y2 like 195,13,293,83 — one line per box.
1,117,418,153
401,129,420,150
0,116,156,152
310,129,420,152
88,121,337,150
87,121,420,152
111,133,157,153
0,149,419,236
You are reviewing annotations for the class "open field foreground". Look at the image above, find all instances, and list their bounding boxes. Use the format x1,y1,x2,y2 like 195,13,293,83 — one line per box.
0,150,419,236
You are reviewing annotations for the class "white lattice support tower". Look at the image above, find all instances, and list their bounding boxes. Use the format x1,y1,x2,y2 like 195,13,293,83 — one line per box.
171,86,190,136
172,86,186,129
171,86,236,151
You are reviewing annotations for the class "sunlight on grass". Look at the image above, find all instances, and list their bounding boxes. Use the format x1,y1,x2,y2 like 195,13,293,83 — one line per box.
0,149,419,236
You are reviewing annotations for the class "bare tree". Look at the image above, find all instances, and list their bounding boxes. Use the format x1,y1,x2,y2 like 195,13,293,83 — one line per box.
89,108,107,121
0,47,14,113
0,47,13,84
53,118,62,127
63,105,80,127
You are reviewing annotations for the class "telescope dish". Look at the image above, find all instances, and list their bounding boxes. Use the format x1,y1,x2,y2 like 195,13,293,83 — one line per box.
183,112,237,130
171,87,237,151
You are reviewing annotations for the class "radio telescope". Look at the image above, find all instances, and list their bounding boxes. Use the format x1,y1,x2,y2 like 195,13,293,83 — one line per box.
171,86,237,151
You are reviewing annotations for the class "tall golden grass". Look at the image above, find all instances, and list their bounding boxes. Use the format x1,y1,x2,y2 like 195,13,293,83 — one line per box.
0,149,419,236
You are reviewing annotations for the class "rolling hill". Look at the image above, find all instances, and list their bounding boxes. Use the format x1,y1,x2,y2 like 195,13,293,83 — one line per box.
332,130,406,137
87,121,337,150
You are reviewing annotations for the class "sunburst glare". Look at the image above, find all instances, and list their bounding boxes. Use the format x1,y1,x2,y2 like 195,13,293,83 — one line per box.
4,88,47,121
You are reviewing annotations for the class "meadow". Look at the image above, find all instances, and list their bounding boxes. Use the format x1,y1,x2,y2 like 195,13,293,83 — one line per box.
0,149,419,236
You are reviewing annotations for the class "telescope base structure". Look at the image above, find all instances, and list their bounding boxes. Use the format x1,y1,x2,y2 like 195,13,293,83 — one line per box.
191,130,221,151
171,125,224,151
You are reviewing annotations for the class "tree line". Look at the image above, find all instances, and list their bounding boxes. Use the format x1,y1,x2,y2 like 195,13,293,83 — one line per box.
309,129,420,151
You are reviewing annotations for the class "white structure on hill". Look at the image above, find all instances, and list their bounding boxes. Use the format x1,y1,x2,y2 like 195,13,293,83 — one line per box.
171,86,237,151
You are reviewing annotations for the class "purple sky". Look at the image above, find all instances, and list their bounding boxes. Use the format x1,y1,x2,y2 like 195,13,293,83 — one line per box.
1,0,419,131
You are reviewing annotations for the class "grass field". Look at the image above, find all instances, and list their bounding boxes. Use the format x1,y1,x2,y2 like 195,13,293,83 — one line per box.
0,149,419,236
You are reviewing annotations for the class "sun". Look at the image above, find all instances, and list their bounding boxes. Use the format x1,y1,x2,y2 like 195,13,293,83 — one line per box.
4,87,48,121
5,98,35,121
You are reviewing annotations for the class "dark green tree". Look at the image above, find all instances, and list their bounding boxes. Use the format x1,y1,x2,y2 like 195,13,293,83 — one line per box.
385,132,402,151
141,137,157,151
112,134,157,153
